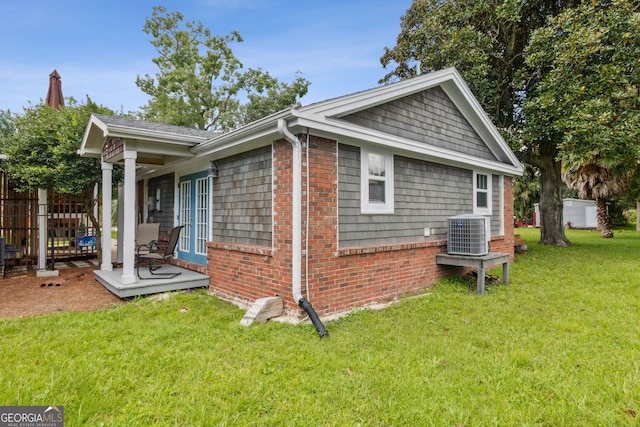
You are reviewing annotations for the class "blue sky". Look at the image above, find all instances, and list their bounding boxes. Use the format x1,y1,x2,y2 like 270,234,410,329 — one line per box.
0,0,412,114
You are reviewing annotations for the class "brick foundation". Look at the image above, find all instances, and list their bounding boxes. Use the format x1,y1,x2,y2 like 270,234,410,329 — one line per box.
207,136,516,317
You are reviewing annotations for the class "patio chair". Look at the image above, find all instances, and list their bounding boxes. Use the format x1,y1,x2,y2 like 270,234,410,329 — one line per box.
135,223,160,255
136,225,184,280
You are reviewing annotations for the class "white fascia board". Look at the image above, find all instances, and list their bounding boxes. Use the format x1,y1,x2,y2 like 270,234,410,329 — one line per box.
295,115,523,176
78,147,103,158
300,68,522,174
79,114,207,159
132,140,196,158
105,124,205,146
301,68,458,117
193,109,291,157
439,76,522,168
79,115,109,157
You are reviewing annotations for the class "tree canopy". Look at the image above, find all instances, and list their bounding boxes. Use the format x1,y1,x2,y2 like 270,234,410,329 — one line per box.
136,6,310,131
0,97,116,195
523,0,640,236
381,0,639,243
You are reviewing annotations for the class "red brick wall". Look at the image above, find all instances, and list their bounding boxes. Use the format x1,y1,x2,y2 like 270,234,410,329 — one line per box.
488,176,515,262
206,136,516,317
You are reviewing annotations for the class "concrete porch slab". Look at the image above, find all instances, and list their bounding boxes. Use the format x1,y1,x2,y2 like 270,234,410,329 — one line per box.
94,265,210,298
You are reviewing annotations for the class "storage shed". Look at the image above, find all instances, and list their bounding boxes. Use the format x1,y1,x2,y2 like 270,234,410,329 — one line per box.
534,198,597,229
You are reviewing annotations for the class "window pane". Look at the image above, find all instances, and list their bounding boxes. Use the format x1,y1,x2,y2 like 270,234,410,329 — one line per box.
476,191,488,208
477,174,487,190
368,153,385,177
369,180,385,203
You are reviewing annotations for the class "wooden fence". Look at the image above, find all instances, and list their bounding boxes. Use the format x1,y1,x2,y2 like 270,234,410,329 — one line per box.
1,172,96,272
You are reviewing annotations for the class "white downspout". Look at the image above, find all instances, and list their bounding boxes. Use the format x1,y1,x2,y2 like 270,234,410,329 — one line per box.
277,118,303,303
277,118,329,338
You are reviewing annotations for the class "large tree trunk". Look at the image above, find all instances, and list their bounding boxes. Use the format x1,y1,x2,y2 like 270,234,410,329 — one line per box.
596,197,613,238
537,158,571,246
636,200,640,232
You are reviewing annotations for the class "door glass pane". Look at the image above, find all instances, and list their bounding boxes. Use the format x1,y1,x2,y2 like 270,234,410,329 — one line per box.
195,177,208,255
179,181,191,252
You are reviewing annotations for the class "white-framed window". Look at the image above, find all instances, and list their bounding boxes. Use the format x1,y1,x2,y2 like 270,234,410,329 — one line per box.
473,171,492,215
361,148,394,214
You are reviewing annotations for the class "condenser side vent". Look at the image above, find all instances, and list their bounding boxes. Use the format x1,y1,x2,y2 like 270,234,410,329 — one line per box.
447,214,490,255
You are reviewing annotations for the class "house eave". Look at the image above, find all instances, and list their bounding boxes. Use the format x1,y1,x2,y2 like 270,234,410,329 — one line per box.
297,68,522,173
192,109,293,158
79,114,211,160
293,115,524,176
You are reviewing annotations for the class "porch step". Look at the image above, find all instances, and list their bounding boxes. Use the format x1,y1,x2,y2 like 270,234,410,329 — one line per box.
94,266,210,298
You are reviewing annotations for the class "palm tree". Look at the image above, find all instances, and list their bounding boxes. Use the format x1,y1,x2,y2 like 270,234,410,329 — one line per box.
563,163,628,238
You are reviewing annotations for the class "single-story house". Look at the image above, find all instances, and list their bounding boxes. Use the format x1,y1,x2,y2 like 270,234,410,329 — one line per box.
79,68,524,317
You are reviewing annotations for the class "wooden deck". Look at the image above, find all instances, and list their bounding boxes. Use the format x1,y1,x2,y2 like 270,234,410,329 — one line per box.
94,265,210,298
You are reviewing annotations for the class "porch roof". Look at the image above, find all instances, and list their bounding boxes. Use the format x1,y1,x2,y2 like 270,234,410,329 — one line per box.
79,114,215,166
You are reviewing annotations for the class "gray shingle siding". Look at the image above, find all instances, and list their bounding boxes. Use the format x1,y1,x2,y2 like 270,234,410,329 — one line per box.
341,87,497,161
491,174,501,234
147,173,175,235
211,146,272,247
338,144,502,248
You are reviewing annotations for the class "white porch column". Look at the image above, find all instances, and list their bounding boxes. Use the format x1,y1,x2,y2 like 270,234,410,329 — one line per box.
121,150,138,284
37,189,48,271
117,184,124,264
101,162,113,271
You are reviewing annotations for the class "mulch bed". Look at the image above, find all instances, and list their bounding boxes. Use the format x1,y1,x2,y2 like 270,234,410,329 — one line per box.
0,266,124,319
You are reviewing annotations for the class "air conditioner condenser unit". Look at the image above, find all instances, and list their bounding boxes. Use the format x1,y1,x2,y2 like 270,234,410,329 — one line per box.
447,214,490,256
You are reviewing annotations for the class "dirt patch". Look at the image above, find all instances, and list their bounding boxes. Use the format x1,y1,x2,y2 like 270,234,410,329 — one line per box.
0,266,124,319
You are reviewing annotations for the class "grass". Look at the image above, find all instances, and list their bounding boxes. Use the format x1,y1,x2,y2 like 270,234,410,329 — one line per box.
1,228,640,426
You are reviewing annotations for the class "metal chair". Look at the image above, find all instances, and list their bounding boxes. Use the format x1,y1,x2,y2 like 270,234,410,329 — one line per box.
136,225,184,279
135,223,160,255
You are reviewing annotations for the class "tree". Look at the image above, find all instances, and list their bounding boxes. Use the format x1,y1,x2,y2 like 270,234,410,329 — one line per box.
1,97,114,194
0,97,120,254
513,165,540,222
136,6,310,131
523,0,640,238
380,0,578,246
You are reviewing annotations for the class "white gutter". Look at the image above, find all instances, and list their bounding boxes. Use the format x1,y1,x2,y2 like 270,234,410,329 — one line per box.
277,118,303,303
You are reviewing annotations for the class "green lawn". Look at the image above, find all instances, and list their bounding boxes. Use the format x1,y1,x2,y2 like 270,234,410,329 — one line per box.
1,228,639,426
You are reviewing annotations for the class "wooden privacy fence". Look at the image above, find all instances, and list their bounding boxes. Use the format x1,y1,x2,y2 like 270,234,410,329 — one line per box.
1,174,97,273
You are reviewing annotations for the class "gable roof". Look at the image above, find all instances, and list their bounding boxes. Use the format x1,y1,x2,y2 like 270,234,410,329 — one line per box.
194,68,523,176
80,68,523,176
79,114,214,163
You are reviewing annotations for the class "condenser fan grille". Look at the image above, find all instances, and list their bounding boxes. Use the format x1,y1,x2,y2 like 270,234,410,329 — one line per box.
447,215,490,255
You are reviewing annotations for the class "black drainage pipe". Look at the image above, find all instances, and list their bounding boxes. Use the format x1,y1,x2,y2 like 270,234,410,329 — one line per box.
298,298,329,338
